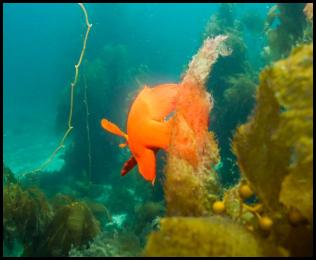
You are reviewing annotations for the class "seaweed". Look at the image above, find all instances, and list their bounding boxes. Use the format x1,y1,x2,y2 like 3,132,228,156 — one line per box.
3,163,17,185
133,201,165,235
56,43,150,185
84,199,112,224
69,230,142,257
164,36,230,217
304,3,313,22
144,216,281,256
21,4,92,178
263,3,307,62
215,73,257,166
232,43,313,256
203,5,260,187
233,43,312,219
241,10,265,35
203,4,236,38
38,201,101,256
50,193,77,211
3,180,53,256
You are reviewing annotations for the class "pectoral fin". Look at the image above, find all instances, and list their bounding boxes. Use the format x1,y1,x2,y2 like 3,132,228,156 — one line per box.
101,118,128,140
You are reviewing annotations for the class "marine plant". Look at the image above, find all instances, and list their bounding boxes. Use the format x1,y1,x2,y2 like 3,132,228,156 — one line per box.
232,43,313,256
145,42,313,257
203,3,236,38
241,10,265,36
144,216,281,256
69,230,142,257
50,193,77,211
84,199,112,225
22,3,92,178
106,183,138,214
302,3,313,43
37,201,101,256
133,201,165,240
143,34,232,256
233,43,313,221
213,73,257,185
263,3,307,63
304,3,313,22
57,43,150,186
3,163,17,185
3,177,53,256
203,4,258,186
164,35,231,217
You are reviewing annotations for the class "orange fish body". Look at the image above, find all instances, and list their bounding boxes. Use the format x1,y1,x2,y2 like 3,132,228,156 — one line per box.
101,83,179,185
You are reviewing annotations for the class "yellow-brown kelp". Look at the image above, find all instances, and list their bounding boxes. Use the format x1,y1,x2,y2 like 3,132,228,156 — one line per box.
145,36,236,256
303,3,313,42
145,216,281,257
3,164,17,185
145,42,312,258
38,201,100,256
133,201,165,235
233,44,313,220
233,43,313,256
164,36,230,217
3,179,53,256
263,3,307,63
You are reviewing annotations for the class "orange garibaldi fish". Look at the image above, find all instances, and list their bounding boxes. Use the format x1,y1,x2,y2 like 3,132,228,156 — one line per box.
101,84,179,185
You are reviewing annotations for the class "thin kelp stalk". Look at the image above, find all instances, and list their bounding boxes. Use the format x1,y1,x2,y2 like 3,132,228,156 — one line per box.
22,3,92,178
83,72,92,182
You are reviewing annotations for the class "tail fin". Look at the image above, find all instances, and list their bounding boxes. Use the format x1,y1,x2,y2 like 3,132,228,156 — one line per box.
101,118,128,140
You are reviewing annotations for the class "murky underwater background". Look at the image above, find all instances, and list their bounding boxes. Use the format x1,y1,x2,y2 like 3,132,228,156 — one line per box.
3,3,313,257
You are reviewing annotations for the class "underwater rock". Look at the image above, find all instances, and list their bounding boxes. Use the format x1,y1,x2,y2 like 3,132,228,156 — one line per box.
144,216,280,256
38,201,100,256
